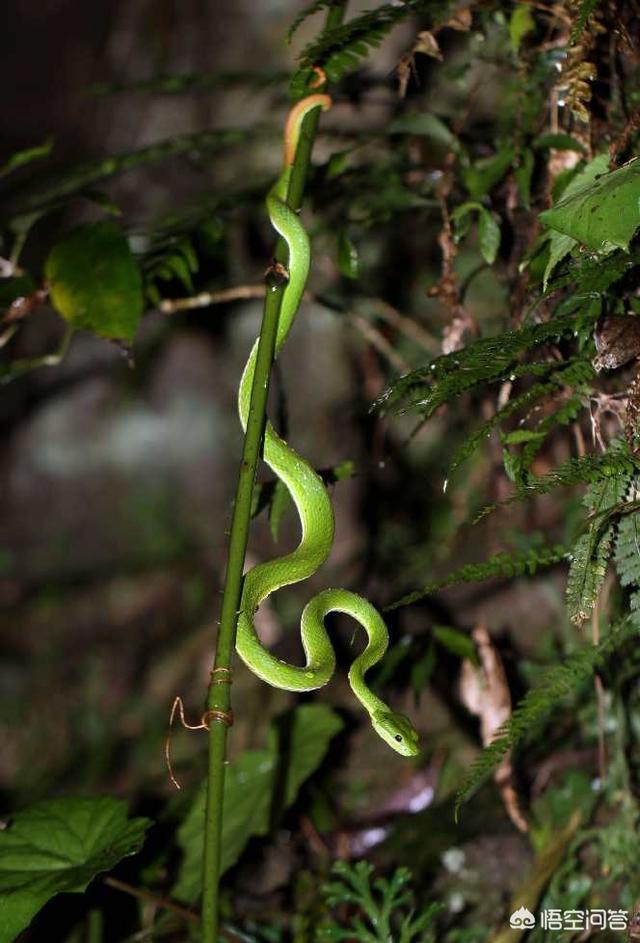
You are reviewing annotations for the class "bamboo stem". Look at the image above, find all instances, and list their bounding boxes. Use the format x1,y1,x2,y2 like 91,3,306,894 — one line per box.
200,5,347,940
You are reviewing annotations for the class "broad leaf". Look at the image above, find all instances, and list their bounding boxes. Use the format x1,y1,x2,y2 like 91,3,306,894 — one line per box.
462,145,514,199
451,201,501,264
174,704,343,903
389,112,458,151
541,155,640,253
541,153,609,286
0,797,150,942
45,221,143,341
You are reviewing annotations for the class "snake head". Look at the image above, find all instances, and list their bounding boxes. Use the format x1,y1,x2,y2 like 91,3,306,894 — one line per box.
371,710,420,756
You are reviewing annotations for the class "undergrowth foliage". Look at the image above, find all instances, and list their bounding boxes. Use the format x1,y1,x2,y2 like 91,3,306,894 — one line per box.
3,0,640,938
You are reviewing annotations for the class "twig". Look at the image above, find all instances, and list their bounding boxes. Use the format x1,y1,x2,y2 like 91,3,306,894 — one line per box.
160,284,265,312
349,313,409,373
367,297,438,354
104,876,199,926
161,282,427,370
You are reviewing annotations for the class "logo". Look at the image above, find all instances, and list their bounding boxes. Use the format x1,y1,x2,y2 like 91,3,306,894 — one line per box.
510,907,535,930
508,907,630,933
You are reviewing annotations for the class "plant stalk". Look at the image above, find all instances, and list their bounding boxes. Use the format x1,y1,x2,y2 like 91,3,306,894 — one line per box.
201,5,346,940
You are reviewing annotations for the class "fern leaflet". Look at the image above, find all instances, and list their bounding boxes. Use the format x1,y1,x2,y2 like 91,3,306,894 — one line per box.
448,359,593,474
294,0,448,85
377,309,589,417
570,0,601,43
287,1,336,42
614,484,640,627
387,544,568,611
566,472,632,626
477,449,639,522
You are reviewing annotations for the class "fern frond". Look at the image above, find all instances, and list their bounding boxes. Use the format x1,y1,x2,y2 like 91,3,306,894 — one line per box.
90,70,288,96
455,618,637,816
570,0,601,43
294,0,447,84
19,127,263,213
387,544,568,611
614,496,640,588
377,310,586,417
477,449,639,522
567,532,612,627
567,472,632,625
287,1,336,42
520,395,584,470
448,359,593,474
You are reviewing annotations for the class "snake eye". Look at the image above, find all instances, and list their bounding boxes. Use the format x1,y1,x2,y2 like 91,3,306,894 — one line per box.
395,735,402,742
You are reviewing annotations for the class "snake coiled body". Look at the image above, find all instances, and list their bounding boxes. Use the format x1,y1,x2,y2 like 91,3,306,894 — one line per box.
235,94,419,757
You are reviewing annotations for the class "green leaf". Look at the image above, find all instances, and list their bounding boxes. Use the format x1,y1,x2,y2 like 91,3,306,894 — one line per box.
433,626,478,663
533,133,586,153
327,149,353,179
462,145,514,199
174,704,343,903
541,154,610,285
0,797,150,942
0,138,53,179
388,112,458,151
337,231,359,279
509,4,535,52
540,155,640,253
478,208,501,264
45,221,143,341
543,230,576,290
451,202,500,264
514,148,534,208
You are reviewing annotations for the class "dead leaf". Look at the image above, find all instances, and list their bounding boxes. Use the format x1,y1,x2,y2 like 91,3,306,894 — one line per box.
445,7,472,31
460,625,528,832
414,30,443,59
396,53,415,99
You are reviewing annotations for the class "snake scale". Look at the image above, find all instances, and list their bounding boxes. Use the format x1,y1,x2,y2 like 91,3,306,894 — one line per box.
235,90,420,757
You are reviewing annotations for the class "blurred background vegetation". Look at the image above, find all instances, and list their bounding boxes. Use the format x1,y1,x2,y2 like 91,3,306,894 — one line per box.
2,0,640,940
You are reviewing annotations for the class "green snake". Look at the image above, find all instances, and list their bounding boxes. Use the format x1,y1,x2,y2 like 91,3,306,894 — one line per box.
235,91,419,757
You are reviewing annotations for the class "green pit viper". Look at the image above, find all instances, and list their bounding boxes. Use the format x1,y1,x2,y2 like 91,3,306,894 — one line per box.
235,89,420,757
